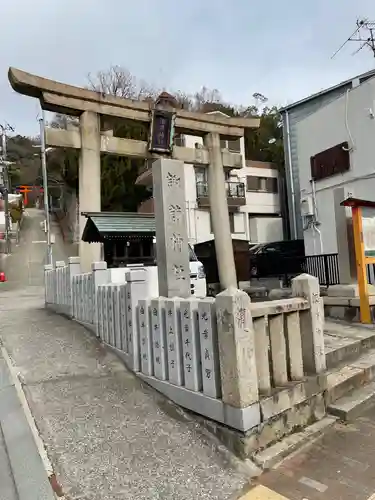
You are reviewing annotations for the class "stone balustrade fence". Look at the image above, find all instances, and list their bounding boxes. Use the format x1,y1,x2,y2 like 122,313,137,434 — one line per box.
44,258,326,432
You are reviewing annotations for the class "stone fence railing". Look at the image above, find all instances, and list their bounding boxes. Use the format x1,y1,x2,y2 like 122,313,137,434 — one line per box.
44,258,326,433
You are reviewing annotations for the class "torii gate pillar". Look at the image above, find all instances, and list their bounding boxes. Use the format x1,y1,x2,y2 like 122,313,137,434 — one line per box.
79,111,101,271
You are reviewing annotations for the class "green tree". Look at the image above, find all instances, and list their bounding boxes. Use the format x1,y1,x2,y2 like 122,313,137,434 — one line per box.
245,106,284,168
6,134,40,188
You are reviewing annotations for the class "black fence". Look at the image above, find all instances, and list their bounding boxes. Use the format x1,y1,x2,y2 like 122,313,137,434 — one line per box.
303,253,340,287
251,252,375,288
251,253,341,287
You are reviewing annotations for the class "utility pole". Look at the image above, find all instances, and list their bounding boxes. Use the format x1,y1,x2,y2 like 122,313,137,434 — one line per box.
0,123,15,254
39,113,53,265
332,18,375,59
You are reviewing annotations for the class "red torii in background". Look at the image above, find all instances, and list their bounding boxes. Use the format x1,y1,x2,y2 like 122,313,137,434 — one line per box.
15,185,44,206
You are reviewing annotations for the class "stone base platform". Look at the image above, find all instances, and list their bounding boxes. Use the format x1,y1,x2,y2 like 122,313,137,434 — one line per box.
324,295,375,322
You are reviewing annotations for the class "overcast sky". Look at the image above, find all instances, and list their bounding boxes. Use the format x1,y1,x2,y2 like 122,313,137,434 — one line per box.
1,0,374,136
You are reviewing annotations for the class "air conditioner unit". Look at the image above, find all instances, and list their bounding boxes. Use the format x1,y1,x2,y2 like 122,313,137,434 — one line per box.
300,195,314,217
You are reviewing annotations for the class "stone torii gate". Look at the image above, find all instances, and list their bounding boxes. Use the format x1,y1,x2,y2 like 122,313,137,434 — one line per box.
8,67,259,286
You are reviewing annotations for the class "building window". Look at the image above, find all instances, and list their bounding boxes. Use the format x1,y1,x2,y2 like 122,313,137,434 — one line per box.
246,176,278,193
174,134,185,147
246,176,259,191
310,142,350,181
220,138,241,153
227,139,241,153
229,213,235,233
195,167,207,184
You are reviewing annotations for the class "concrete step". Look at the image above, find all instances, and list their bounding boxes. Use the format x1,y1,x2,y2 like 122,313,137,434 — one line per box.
325,348,375,404
325,324,375,369
253,416,337,470
328,380,375,421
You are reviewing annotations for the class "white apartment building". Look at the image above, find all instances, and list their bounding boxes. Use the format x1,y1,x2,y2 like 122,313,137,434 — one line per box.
137,117,283,245
281,69,375,256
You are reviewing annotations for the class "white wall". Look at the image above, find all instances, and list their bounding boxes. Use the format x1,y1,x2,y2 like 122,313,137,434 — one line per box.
249,217,283,244
235,166,280,215
296,77,375,255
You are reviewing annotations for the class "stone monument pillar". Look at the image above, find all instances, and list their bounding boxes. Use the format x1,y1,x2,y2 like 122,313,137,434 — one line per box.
152,158,190,298
79,111,101,272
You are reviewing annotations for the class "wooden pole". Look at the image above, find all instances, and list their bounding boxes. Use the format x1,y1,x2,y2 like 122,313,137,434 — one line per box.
352,206,371,323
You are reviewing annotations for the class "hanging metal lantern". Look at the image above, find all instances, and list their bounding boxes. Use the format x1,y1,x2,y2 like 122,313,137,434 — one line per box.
148,92,177,155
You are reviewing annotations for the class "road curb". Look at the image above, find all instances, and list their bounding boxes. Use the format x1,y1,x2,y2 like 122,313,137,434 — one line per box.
0,343,66,498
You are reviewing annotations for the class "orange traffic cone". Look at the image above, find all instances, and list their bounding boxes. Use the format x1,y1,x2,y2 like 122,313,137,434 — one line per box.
0,272,7,282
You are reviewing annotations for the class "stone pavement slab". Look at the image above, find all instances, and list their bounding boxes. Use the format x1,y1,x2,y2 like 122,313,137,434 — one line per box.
256,410,375,500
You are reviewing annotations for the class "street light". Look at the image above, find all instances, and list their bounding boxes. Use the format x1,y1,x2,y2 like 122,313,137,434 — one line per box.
32,114,53,265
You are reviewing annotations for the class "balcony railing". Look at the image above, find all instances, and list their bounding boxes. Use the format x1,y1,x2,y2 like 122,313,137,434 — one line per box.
196,181,246,208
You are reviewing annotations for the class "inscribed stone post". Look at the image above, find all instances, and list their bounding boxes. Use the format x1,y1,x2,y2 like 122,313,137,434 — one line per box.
165,298,184,386
68,257,81,317
83,275,89,323
292,274,326,374
119,284,128,352
125,268,148,372
102,285,109,343
56,261,65,307
150,298,168,380
78,275,84,321
97,285,104,339
75,276,80,320
198,298,221,398
44,264,53,305
215,288,259,408
107,286,115,346
91,261,110,335
138,299,153,375
152,158,190,298
113,285,121,349
180,298,202,392
71,276,77,318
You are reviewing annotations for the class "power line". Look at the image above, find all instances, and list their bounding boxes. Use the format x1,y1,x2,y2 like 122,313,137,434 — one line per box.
331,18,375,59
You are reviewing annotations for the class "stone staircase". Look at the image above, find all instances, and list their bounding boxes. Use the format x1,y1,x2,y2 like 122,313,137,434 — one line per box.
252,320,375,469
324,320,375,420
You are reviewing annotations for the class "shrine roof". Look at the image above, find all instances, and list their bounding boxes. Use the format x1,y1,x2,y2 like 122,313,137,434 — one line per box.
81,212,156,242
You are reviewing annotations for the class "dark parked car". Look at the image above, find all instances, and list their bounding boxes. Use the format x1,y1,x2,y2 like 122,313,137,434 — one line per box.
250,239,305,279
